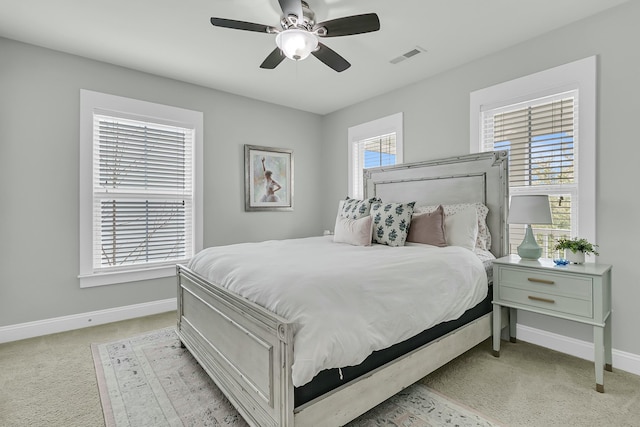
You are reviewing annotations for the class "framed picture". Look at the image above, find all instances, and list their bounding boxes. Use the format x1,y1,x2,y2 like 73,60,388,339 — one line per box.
244,144,294,211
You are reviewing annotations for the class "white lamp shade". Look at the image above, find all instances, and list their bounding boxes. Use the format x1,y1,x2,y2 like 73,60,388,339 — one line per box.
507,195,553,225
276,29,318,61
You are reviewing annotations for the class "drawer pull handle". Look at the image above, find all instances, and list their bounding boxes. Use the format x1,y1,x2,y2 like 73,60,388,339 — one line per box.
528,295,555,304
528,278,555,285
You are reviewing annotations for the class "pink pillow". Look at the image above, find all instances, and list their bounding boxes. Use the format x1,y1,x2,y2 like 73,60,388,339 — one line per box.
406,205,447,247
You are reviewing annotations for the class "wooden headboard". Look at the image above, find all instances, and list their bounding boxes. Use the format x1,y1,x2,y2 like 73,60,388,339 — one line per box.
364,151,509,257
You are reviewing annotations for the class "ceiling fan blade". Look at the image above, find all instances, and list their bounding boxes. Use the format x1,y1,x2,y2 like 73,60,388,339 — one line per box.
210,17,276,33
260,48,286,69
311,43,351,72
314,13,380,37
278,0,303,20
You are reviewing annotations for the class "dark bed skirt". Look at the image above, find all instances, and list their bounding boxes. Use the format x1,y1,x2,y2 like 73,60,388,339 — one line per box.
294,284,493,407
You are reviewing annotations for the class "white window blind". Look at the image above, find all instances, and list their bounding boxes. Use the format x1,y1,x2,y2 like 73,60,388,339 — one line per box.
92,114,193,271
481,92,578,257
351,132,397,199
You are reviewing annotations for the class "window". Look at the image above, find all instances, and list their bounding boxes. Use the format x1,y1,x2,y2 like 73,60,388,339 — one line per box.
348,113,403,199
79,90,203,287
470,56,596,258
483,93,576,256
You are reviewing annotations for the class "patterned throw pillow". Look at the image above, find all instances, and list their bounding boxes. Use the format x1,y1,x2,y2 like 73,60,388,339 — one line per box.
339,197,380,220
371,201,416,247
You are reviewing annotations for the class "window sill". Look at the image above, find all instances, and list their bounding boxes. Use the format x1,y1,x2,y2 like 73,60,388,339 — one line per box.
78,264,180,288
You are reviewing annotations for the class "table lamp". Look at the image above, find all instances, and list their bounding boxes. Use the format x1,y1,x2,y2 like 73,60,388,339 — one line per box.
507,195,553,259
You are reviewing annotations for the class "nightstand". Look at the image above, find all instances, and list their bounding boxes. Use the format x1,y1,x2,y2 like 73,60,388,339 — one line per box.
492,255,612,393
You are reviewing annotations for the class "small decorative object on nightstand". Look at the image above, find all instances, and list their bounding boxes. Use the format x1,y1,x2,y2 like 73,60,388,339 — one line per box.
553,236,599,265
492,255,612,393
507,195,553,260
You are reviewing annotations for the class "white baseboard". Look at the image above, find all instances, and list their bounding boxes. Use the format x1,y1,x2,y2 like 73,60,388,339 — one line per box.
0,298,177,344
516,323,640,377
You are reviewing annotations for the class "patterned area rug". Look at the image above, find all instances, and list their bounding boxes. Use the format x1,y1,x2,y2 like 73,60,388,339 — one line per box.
92,328,500,427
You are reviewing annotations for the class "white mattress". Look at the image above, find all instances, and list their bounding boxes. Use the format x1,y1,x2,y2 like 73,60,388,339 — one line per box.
188,236,488,387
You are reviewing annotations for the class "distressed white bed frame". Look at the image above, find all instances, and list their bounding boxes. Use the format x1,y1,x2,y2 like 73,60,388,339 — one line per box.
176,151,508,427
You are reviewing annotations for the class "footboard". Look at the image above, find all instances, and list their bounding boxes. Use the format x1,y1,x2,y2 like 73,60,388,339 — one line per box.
176,265,295,427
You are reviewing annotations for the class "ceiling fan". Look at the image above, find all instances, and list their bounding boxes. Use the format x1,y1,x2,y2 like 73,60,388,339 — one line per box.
210,0,380,72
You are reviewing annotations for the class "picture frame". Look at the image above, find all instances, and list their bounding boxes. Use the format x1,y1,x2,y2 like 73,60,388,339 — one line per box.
244,144,294,211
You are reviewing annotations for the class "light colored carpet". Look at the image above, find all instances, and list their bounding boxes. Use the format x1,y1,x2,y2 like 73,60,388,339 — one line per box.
2,311,640,426
92,327,501,427
421,339,640,427
0,312,177,427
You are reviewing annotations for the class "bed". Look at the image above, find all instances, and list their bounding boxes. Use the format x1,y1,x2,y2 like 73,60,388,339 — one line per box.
176,150,509,427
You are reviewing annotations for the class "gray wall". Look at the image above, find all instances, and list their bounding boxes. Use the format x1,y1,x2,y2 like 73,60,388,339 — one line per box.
0,38,323,326
321,1,640,355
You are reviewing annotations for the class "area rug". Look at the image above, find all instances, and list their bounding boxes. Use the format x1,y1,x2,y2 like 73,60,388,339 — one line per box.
92,328,501,427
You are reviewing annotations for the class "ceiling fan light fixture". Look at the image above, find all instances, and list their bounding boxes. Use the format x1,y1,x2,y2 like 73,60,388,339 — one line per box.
276,29,318,61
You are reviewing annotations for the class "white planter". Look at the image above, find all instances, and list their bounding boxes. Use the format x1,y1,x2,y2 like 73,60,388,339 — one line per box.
564,249,585,264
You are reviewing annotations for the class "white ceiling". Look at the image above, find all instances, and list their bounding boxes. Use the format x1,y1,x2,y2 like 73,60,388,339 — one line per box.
0,0,627,114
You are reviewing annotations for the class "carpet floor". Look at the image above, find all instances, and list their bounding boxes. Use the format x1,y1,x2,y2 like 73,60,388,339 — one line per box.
2,311,640,426
92,327,501,427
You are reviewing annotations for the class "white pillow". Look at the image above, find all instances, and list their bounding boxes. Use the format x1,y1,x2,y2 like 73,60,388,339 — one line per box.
333,215,373,246
444,206,478,251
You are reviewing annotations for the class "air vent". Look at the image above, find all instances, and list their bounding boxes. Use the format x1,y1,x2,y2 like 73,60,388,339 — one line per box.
389,46,427,64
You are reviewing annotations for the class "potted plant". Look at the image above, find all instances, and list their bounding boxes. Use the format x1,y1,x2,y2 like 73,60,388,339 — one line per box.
553,236,599,264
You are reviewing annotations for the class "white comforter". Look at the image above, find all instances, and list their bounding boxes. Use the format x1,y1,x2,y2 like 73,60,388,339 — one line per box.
187,236,488,387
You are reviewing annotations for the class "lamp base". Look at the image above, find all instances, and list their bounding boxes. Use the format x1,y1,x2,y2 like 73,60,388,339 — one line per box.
517,224,542,259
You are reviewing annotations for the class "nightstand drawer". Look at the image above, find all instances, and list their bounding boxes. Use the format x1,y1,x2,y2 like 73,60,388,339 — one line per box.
498,267,593,299
498,285,593,318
